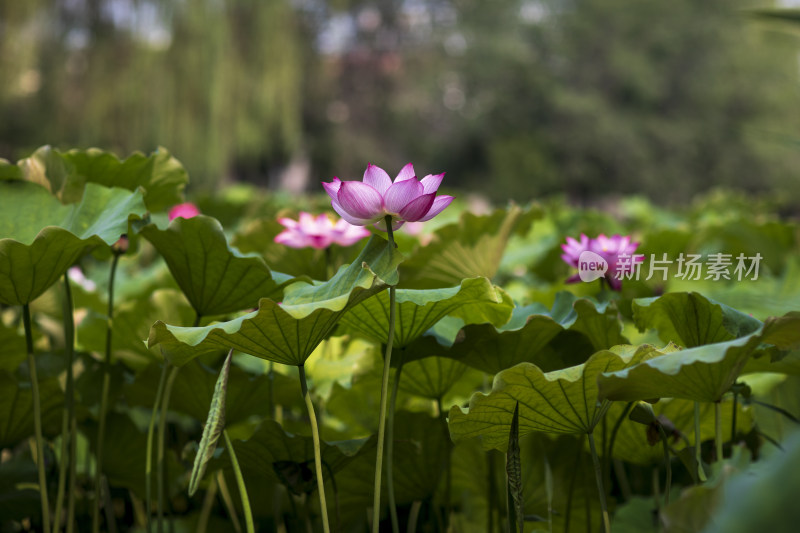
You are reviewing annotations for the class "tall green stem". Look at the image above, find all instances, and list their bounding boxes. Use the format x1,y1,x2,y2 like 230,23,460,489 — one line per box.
223,431,254,533
54,274,76,533
23,303,51,533
372,216,397,533
714,401,723,462
657,425,672,506
694,402,707,482
145,363,170,533
386,354,404,533
587,432,611,533
66,414,77,533
93,252,121,533
157,365,181,533
298,365,330,533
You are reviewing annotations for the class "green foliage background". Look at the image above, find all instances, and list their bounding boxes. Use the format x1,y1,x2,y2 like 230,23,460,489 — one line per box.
1,0,799,202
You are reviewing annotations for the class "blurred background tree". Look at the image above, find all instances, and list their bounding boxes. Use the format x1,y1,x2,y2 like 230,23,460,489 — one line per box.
1,0,798,204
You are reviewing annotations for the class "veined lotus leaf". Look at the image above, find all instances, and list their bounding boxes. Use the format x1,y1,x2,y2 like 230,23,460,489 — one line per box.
398,356,471,400
0,371,64,448
16,145,187,211
337,277,511,349
448,344,670,451
598,315,800,403
632,292,762,348
399,204,541,289
409,292,627,374
124,357,303,424
607,397,753,466
211,419,372,493
139,216,301,317
0,181,147,305
147,235,402,366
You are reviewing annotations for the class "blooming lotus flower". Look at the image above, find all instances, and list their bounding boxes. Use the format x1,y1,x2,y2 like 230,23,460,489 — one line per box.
274,212,371,249
322,163,454,231
168,202,200,221
561,233,642,290
561,233,591,270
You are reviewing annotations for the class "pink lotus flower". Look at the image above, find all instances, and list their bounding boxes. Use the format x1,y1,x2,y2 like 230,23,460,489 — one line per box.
168,202,200,221
274,212,371,249
561,233,591,268
322,163,454,231
561,233,642,290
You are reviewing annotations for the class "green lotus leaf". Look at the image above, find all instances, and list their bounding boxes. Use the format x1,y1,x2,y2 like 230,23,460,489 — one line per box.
608,397,753,466
140,216,300,317
399,204,541,289
78,288,196,368
86,414,183,498
326,410,450,523
0,321,26,372
211,420,372,494
0,460,40,522
0,371,64,448
337,277,511,349
633,292,762,348
599,315,800,403
147,235,402,366
125,358,303,423
411,292,627,374
451,434,600,533
0,181,147,305
398,356,472,400
17,145,188,211
448,344,668,451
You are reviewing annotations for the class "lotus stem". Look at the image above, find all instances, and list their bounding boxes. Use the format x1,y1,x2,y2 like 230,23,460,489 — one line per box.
66,413,77,533
23,303,51,533
223,430,254,533
197,476,218,533
53,274,76,533
372,216,398,533
157,364,181,533
694,402,707,482
715,401,723,462
588,432,611,533
731,391,738,443
407,501,422,533
216,470,242,533
387,353,404,533
298,365,330,533
145,362,169,533
93,252,121,533
658,424,672,506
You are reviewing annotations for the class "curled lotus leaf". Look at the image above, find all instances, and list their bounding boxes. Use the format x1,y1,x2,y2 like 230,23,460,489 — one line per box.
448,344,671,451
0,181,146,305
147,235,402,366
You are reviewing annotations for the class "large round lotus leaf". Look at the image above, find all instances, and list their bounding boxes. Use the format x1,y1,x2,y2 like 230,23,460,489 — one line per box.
598,314,800,403
15,145,188,212
148,235,403,366
399,204,541,289
337,276,512,349
406,291,627,374
448,344,671,451
632,292,762,348
0,181,146,305
140,216,300,317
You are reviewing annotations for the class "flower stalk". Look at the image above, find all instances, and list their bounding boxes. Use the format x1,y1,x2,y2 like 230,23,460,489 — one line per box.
299,365,330,532
23,303,51,533
372,215,398,533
